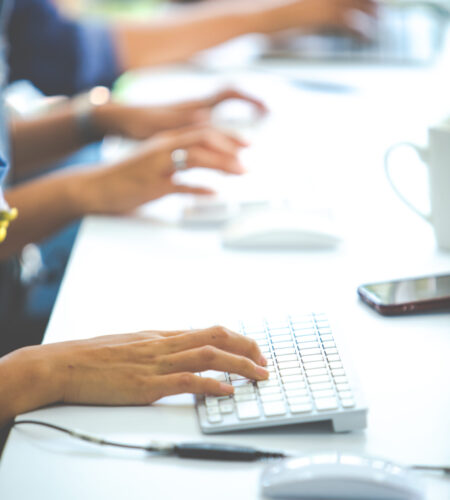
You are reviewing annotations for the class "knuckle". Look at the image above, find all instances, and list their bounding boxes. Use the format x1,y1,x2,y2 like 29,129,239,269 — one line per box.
177,372,194,391
199,345,216,363
210,325,230,342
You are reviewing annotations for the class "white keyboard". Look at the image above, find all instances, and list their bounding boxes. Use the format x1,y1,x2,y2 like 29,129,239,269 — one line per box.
195,313,367,434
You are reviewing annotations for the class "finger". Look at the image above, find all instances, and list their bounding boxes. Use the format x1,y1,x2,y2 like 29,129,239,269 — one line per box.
160,326,265,366
154,372,234,400
185,146,245,175
158,346,269,380
167,125,249,151
175,89,268,114
172,184,216,196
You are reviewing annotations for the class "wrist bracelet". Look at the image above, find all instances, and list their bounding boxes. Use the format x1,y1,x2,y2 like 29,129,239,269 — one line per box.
72,86,111,144
0,207,18,243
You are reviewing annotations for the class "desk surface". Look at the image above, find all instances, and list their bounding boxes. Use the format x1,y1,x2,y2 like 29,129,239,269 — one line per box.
1,60,450,499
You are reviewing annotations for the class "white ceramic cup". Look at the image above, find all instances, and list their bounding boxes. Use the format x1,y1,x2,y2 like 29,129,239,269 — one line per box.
384,119,450,251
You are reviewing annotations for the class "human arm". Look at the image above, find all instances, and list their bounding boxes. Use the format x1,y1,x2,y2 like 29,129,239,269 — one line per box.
10,88,266,176
1,125,246,259
114,0,377,70
0,326,268,427
8,0,375,95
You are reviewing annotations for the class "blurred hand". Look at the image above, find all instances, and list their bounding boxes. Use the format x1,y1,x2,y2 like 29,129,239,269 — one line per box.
39,326,269,405
82,124,248,214
94,88,268,141
269,0,378,39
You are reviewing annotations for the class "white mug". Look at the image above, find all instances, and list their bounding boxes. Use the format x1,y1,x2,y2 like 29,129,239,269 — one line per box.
384,119,450,251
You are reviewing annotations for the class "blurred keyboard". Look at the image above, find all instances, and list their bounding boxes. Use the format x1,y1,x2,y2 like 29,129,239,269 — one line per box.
261,2,449,65
195,313,367,434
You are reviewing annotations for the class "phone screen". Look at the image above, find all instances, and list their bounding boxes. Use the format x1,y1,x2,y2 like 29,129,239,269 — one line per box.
362,274,450,305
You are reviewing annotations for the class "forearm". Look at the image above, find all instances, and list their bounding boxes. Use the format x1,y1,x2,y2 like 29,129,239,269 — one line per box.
113,0,283,69
10,106,92,176
0,346,63,427
0,169,89,259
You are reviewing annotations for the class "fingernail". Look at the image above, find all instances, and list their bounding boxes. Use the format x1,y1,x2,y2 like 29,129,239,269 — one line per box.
255,366,269,379
259,355,268,366
219,383,234,395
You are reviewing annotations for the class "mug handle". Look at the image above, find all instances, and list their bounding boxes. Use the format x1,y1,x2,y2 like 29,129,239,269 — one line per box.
384,142,432,223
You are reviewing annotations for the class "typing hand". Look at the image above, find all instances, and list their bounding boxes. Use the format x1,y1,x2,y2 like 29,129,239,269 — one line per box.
270,0,378,40
94,89,268,140
39,327,269,405
81,124,247,215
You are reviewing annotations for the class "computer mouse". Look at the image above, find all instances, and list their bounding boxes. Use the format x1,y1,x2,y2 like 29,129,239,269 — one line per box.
212,98,265,129
222,208,340,249
260,453,426,500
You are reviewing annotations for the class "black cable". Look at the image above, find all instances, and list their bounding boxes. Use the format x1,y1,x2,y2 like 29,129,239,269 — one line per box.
12,419,450,471
12,419,285,461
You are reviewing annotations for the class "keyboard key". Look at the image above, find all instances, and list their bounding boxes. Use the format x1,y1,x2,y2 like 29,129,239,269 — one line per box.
300,348,322,356
281,375,305,385
236,401,261,420
260,393,284,402
336,383,351,392
234,393,257,402
341,398,356,408
268,328,292,336
275,353,298,362
229,374,246,382
315,397,338,411
301,354,323,363
325,348,339,355
329,361,343,369
320,334,334,342
333,375,348,384
234,384,254,394
259,386,282,395
278,360,301,369
322,341,336,348
205,397,220,407
308,375,330,384
279,367,303,376
305,367,328,377
296,335,317,343
289,403,313,414
283,380,307,391
338,390,353,400
331,368,346,377
303,360,326,370
232,379,252,387
284,388,309,398
312,389,335,399
327,354,341,362
219,401,234,413
273,347,296,356
309,382,333,391
297,341,320,350
257,379,279,388
207,412,223,423
272,341,294,349
263,402,287,417
294,328,316,336
287,396,311,406
271,335,292,343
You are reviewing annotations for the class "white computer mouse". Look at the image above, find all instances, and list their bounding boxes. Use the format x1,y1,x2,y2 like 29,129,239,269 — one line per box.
261,453,425,500
222,208,341,249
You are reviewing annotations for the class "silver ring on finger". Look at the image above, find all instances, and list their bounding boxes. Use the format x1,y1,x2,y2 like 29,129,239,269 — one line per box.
171,148,188,172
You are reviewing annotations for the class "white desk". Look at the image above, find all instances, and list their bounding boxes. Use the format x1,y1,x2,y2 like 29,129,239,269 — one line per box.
1,59,450,499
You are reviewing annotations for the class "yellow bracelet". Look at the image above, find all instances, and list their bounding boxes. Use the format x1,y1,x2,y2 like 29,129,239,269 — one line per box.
0,207,18,243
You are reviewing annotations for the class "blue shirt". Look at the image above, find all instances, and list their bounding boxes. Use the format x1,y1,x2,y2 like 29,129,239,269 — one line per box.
7,0,121,96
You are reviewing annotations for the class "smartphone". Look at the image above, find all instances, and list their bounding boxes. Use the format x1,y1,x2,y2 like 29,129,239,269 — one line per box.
357,273,450,315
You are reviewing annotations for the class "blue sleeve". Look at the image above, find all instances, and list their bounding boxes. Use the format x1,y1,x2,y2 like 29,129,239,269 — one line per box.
7,0,122,96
